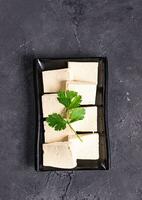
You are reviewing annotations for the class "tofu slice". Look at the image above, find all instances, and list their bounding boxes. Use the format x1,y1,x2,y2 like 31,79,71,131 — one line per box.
71,106,97,132
42,94,64,118
44,121,75,143
69,133,99,160
68,62,98,84
42,68,70,93
43,142,77,168
66,81,97,105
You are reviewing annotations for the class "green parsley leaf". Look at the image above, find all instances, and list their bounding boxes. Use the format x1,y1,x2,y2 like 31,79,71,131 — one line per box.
68,95,82,109
46,113,67,131
68,107,85,123
57,90,82,109
46,90,86,142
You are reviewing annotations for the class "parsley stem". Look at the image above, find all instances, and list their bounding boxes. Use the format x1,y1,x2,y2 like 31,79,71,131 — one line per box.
67,122,83,142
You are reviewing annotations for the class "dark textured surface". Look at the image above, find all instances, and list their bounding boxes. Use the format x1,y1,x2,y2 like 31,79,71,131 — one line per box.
0,0,142,199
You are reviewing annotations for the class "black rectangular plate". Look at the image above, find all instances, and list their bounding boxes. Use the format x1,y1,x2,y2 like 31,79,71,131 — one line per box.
33,57,110,171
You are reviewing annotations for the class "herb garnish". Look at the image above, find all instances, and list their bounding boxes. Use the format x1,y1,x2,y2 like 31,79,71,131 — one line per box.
46,90,85,141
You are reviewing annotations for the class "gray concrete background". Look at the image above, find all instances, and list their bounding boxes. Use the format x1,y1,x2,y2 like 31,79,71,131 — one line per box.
0,0,142,199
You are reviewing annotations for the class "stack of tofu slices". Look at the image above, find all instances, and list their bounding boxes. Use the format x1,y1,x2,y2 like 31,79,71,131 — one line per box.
42,62,99,169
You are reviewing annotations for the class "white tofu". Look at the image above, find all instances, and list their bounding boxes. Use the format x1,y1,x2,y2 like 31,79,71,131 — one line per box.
69,133,99,160
71,106,97,132
42,68,70,93
43,142,77,168
68,62,98,84
44,121,75,143
66,81,97,105
42,94,64,118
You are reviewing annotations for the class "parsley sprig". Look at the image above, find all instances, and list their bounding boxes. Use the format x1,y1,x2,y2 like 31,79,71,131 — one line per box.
46,90,86,141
